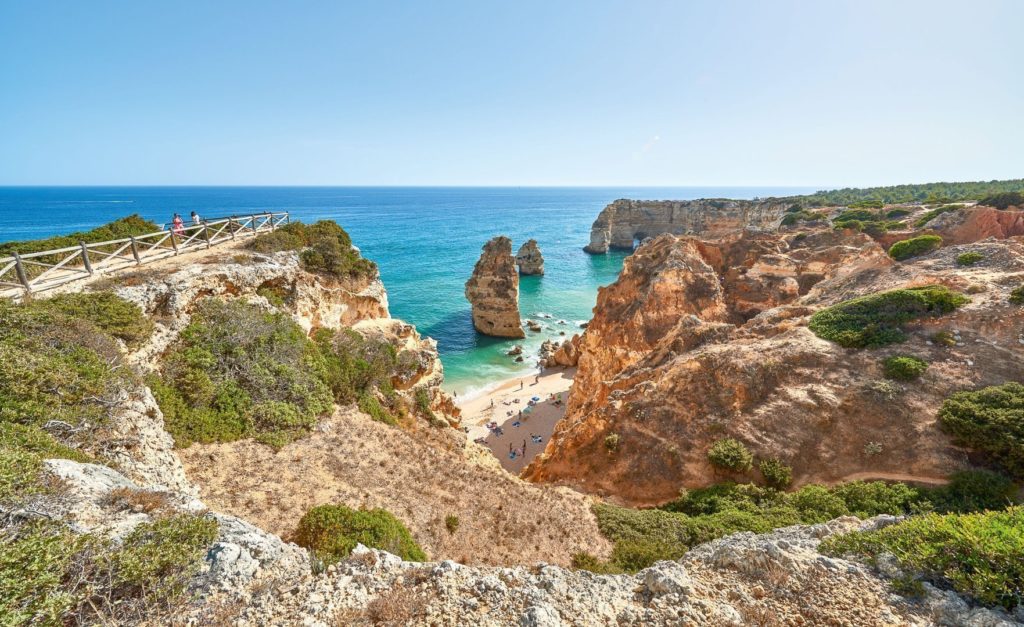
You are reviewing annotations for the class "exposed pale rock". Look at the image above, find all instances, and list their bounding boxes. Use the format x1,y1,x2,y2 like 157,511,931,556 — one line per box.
464,236,524,338
584,198,791,253
515,239,545,275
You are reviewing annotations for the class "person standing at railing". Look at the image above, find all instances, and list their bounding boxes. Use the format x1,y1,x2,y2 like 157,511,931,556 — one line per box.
190,211,203,226
171,213,185,235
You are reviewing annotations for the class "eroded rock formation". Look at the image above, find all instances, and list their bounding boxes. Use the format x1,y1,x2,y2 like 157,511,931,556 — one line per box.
527,230,1024,504
515,238,544,275
464,236,524,338
584,198,791,253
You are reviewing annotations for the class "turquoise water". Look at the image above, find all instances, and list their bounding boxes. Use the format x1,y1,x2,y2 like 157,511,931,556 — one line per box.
0,186,814,394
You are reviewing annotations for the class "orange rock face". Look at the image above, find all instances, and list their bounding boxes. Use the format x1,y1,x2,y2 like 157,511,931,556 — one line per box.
525,229,1024,505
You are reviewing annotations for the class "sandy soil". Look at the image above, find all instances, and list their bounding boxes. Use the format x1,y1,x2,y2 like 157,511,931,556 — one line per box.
179,401,610,566
458,368,575,475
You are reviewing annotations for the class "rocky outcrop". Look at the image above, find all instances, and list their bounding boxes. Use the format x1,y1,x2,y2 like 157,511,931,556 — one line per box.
584,198,791,253
931,205,1024,244
188,515,1022,626
527,230,1024,504
542,334,582,368
515,239,545,275
464,236,525,338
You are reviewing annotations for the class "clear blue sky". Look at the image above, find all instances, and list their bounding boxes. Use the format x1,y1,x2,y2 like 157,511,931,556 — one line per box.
1,0,1021,186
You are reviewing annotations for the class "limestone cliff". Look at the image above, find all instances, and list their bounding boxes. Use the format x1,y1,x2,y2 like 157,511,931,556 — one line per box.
583,198,790,253
527,230,1024,504
464,236,525,338
515,238,545,275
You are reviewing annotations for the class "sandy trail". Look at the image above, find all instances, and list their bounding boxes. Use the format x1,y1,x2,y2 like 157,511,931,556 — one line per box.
458,367,575,475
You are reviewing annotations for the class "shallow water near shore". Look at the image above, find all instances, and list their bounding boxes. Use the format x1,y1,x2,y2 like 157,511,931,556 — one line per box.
0,186,814,392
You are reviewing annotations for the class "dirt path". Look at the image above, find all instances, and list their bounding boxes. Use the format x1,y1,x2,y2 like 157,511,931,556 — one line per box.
825,471,950,486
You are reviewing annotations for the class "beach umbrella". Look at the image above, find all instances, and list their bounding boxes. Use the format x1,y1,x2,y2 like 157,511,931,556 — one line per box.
531,396,540,402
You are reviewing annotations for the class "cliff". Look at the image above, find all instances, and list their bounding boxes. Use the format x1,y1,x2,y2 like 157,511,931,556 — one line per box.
464,235,525,338
583,198,791,253
527,229,1024,504
515,238,545,275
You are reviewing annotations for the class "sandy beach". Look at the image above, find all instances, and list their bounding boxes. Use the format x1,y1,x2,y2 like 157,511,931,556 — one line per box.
458,367,576,474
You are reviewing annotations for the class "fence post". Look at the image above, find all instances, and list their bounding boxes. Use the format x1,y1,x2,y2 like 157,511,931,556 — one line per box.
285,212,290,225
169,231,179,254
129,236,142,264
80,242,94,274
13,252,31,293
250,215,258,235
228,217,237,239
203,224,212,249
269,212,276,231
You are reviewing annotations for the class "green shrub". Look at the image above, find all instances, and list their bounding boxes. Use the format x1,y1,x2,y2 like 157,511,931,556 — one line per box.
0,514,216,625
835,209,880,222
808,285,969,348
830,481,921,518
883,355,929,381
153,299,332,448
888,235,943,261
604,433,620,452
294,504,426,563
358,393,397,426
445,514,459,534
939,382,1024,478
978,191,1024,210
0,215,159,258
886,208,912,218
707,438,753,472
248,220,377,279
822,507,1024,610
926,470,1016,513
37,293,153,348
849,200,885,209
956,251,985,266
931,330,957,347
759,458,793,488
414,387,437,423
789,485,849,522
780,210,827,226
1010,286,1024,305
313,328,402,405
914,205,960,227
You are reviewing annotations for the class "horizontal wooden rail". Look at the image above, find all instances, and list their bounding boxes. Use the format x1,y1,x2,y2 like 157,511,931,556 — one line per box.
0,211,290,299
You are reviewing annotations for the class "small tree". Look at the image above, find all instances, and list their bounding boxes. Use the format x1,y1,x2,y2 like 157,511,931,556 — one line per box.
707,438,753,472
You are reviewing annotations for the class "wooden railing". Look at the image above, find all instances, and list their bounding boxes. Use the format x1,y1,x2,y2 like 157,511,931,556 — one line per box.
0,211,290,298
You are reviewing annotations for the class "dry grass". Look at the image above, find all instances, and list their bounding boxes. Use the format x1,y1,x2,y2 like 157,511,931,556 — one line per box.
101,486,173,515
179,407,611,566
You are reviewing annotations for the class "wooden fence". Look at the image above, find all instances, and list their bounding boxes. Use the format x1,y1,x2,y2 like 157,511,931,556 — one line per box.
0,212,290,298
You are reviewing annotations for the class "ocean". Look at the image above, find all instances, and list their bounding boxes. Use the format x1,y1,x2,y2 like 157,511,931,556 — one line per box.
0,186,815,395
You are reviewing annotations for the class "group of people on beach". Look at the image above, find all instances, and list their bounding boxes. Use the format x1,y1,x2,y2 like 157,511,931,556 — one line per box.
170,211,204,235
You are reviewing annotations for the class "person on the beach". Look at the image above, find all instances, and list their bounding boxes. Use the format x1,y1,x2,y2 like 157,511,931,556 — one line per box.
520,381,524,390
522,439,527,454
171,213,184,235
490,399,494,408
535,374,539,384
191,211,202,225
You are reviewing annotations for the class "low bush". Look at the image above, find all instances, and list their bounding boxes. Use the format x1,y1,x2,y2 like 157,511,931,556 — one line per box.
780,210,828,226
821,507,1024,610
914,204,960,227
707,438,753,472
445,514,459,534
0,514,217,625
294,504,426,563
247,220,377,279
939,382,1024,478
956,251,984,266
931,330,957,347
808,285,969,348
849,200,885,209
888,235,943,261
1010,286,1024,305
978,191,1024,210
0,214,159,258
153,299,332,448
886,208,912,218
883,355,929,381
927,470,1015,513
759,458,792,489
604,433,620,452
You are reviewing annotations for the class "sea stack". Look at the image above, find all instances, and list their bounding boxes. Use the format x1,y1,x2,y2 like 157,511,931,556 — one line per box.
464,236,525,338
515,239,545,275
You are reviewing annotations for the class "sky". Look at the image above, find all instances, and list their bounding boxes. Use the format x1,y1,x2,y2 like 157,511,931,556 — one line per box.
1,0,1022,187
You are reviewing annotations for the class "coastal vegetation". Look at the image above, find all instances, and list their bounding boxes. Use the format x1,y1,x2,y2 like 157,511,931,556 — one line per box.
0,214,159,258
707,438,753,471
577,471,1016,575
883,355,929,381
247,220,377,279
1,515,218,625
939,382,1024,478
956,251,985,266
978,191,1024,210
822,507,1023,610
792,178,1024,207
294,504,426,564
808,285,969,348
888,235,943,261
914,204,960,227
